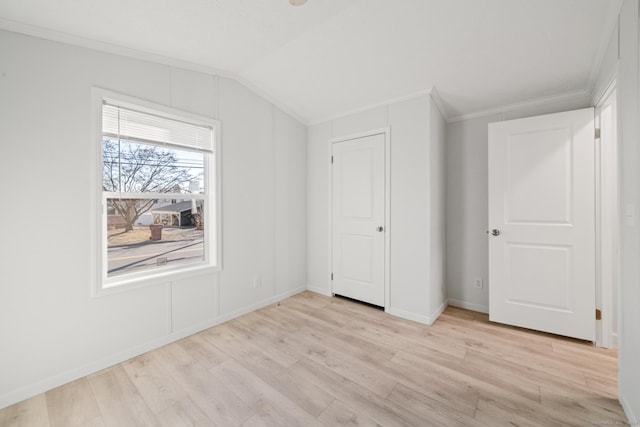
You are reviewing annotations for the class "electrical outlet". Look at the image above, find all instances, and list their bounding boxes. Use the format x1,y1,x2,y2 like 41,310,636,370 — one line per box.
253,275,261,289
473,278,483,289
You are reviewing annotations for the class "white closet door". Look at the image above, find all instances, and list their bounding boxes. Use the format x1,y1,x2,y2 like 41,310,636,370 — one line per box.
332,133,385,306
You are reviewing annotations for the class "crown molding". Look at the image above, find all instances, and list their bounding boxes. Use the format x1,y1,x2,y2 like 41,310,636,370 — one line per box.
0,18,308,125
308,89,434,126
447,89,591,123
307,86,592,127
0,16,612,129
232,75,309,125
0,18,234,78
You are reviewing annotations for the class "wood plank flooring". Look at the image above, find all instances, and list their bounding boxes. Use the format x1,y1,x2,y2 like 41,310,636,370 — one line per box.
0,292,627,426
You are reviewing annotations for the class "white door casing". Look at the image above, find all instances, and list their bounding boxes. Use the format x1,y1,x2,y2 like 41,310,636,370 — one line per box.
331,133,386,307
595,85,618,348
488,108,596,341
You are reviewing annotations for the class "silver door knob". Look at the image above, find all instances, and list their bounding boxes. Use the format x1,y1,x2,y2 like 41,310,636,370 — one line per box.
491,229,500,236
376,226,384,232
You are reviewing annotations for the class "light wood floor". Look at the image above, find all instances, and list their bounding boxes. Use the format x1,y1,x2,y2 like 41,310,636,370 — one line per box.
0,291,626,426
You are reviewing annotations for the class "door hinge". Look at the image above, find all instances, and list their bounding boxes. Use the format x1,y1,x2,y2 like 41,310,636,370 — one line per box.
595,128,601,139
595,309,602,320
331,273,333,280
331,155,334,164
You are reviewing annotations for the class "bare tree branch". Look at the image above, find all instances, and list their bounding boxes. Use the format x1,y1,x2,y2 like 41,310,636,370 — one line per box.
103,139,196,231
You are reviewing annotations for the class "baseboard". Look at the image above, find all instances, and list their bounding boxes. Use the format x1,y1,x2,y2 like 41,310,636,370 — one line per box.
620,392,638,425
448,298,489,314
429,299,449,324
0,329,211,410
215,286,306,324
387,300,449,326
306,284,333,297
0,285,306,410
387,306,433,325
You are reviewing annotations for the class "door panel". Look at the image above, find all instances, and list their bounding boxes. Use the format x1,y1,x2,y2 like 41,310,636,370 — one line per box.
340,149,374,218
489,108,595,341
506,128,571,223
340,235,374,282
506,243,572,310
332,133,385,306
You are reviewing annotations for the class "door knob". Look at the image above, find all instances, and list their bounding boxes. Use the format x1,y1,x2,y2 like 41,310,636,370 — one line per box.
491,229,500,236
376,226,384,232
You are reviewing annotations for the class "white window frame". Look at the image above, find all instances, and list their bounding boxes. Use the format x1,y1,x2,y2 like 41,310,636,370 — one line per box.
91,88,222,297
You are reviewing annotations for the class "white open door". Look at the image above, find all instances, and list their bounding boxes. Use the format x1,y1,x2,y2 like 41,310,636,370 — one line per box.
488,108,596,341
331,133,385,307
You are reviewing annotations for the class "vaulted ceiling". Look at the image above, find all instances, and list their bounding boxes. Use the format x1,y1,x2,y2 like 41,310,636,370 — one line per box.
0,0,622,123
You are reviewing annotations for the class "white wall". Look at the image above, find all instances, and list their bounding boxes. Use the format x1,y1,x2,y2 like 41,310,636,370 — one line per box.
445,97,592,313
387,100,429,322
306,121,332,296
0,29,307,408
593,21,620,104
274,109,308,296
617,0,640,422
429,97,447,317
306,95,447,324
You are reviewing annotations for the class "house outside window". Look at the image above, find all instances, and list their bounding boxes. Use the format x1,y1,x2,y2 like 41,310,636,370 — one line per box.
93,89,220,294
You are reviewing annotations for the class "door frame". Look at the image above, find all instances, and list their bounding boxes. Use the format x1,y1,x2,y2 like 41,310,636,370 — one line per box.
328,127,391,311
594,79,619,348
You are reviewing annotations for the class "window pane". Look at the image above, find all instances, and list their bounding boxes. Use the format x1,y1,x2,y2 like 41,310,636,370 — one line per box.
102,139,204,194
107,198,205,278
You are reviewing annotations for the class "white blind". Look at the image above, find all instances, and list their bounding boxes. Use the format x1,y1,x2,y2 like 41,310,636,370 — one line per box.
102,102,214,152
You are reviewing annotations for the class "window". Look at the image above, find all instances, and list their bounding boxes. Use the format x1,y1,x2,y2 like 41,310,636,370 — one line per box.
94,90,220,293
